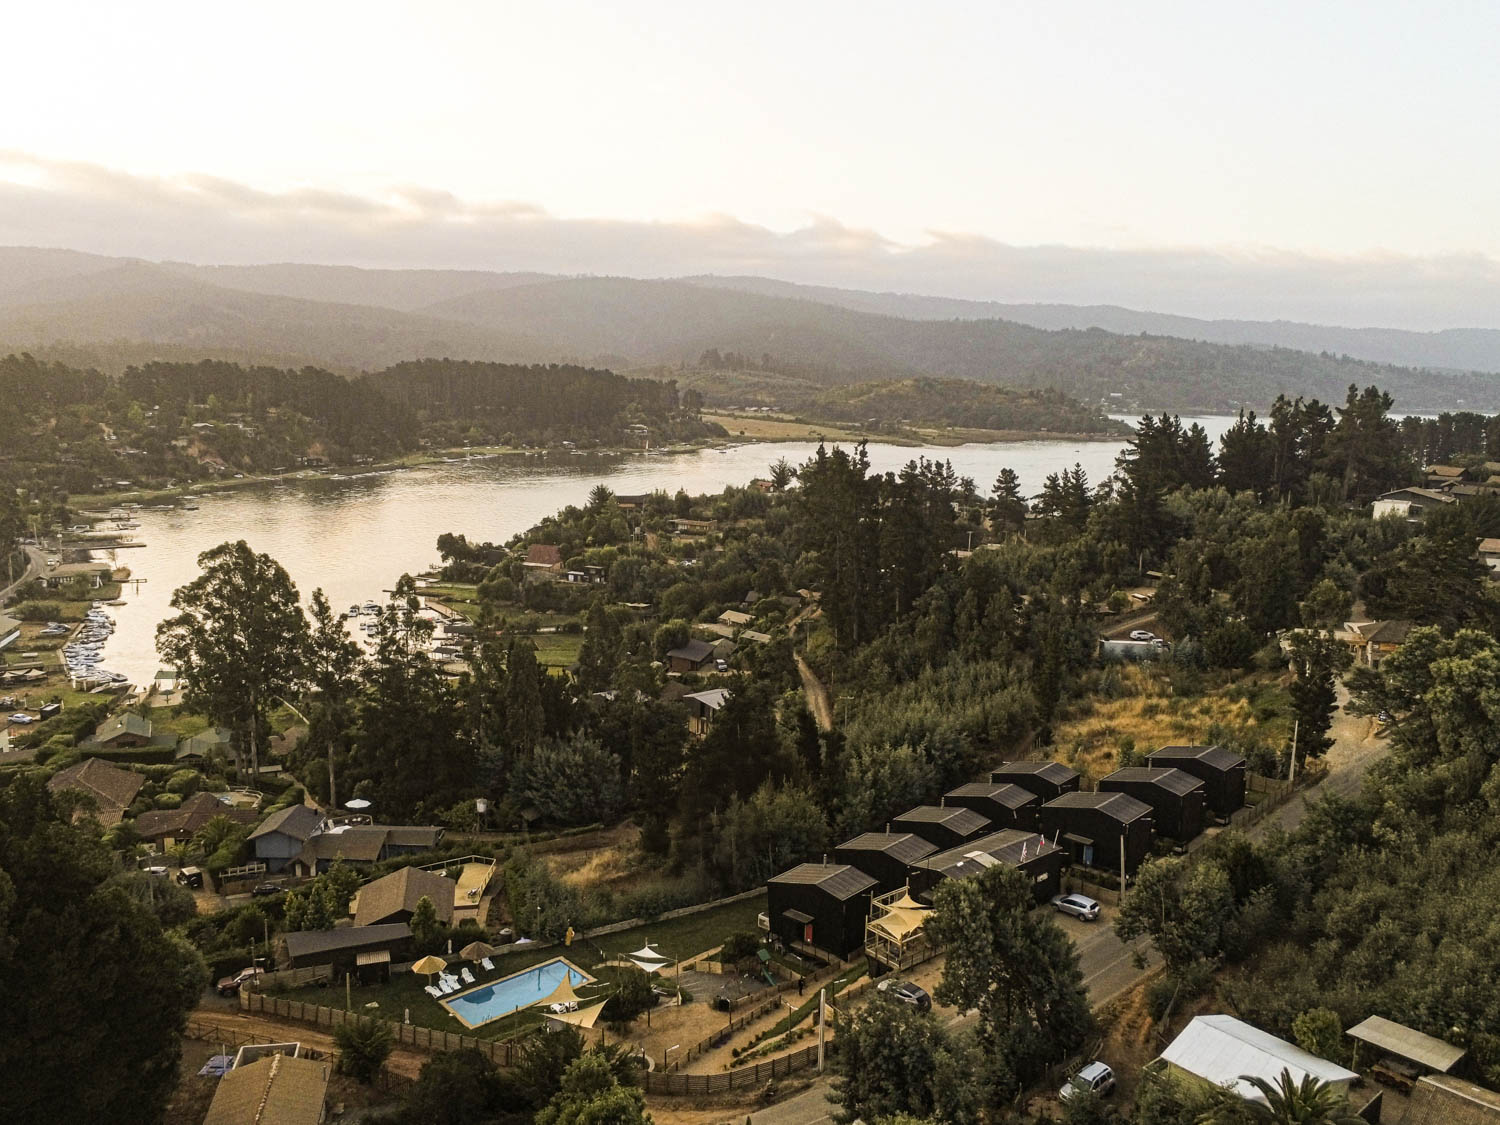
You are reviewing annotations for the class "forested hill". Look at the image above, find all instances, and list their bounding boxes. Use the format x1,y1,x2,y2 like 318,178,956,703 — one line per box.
1,248,1497,411
805,378,1132,434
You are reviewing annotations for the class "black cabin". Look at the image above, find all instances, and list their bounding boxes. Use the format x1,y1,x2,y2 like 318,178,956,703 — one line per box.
1098,767,1206,841
944,782,1041,830
890,805,991,850
908,829,1065,905
1038,792,1155,874
990,760,1082,803
1146,744,1247,820
834,832,937,893
767,863,877,959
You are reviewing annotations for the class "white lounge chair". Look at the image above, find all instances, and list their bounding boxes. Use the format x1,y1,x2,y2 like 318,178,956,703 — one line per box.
424,984,443,999
480,957,495,972
460,968,476,985
438,978,457,995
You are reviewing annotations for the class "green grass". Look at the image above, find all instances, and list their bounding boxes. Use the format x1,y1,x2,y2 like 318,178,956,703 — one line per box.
146,706,209,740
529,634,583,668
271,895,767,1039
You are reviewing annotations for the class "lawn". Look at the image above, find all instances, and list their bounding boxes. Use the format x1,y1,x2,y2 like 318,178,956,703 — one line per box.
268,895,767,1041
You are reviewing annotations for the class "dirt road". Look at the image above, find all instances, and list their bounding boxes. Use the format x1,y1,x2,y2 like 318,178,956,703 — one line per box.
187,1006,430,1079
795,653,834,732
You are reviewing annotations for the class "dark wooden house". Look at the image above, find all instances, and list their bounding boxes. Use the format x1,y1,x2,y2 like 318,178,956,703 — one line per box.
889,805,991,850
767,863,877,959
990,760,1082,803
833,832,936,893
943,782,1041,830
1145,744,1247,820
907,829,1065,905
1098,767,1206,841
1038,792,1155,874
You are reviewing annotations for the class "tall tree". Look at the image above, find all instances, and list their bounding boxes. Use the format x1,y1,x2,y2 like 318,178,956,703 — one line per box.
988,467,1028,534
156,540,309,775
0,776,206,1124
1286,631,1350,760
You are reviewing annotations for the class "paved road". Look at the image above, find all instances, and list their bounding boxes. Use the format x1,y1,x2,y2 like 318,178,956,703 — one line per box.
0,546,43,605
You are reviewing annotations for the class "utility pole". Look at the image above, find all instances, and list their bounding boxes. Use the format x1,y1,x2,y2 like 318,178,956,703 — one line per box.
1119,835,1127,905
1288,719,1299,784
817,988,827,1073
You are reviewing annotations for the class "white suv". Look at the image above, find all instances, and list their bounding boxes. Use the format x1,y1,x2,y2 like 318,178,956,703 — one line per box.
1060,1062,1115,1101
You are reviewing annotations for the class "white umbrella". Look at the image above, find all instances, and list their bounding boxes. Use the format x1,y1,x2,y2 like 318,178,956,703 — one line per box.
345,798,372,810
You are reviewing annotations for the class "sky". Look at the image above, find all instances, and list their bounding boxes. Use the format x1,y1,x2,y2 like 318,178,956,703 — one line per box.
3,1,1499,327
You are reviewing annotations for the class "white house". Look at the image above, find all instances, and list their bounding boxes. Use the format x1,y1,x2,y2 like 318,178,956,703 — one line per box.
1158,1014,1359,1103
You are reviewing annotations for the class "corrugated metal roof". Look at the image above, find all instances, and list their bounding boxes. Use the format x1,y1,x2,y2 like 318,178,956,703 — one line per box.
1044,791,1154,822
1150,744,1246,771
1160,1015,1358,1100
894,806,990,834
1102,767,1205,797
993,760,1079,784
1346,1016,1465,1072
769,863,877,900
836,832,937,865
918,829,1059,879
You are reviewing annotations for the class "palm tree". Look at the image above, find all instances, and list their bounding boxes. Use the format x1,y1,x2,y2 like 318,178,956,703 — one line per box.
1201,1069,1364,1125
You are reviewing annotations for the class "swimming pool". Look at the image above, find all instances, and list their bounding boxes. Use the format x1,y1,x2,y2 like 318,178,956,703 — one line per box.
443,957,594,1029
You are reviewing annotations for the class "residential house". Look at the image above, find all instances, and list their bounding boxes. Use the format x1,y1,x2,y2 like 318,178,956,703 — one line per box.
889,805,991,850
669,518,717,536
718,609,754,628
0,614,19,651
1038,791,1155,874
665,638,715,673
1349,618,1415,666
1423,464,1465,488
1157,1014,1358,1104
134,791,257,850
91,712,154,748
1371,487,1457,521
907,828,1065,905
202,1052,330,1125
1098,766,1207,841
833,831,937,893
40,561,112,589
288,823,445,877
614,494,651,511
521,544,564,583
175,726,233,763
248,805,326,873
740,629,772,645
1145,744,1246,820
46,758,144,826
1478,537,1500,575
281,923,412,972
351,865,455,927
766,863,877,959
682,688,731,735
943,781,1041,830
709,638,736,664
990,760,1081,803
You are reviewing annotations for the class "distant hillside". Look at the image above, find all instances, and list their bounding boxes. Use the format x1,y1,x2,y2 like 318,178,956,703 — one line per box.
806,378,1130,435
683,274,1500,375
1,247,1497,411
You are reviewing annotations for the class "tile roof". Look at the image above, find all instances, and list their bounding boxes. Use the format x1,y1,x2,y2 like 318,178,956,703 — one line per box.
769,863,877,900
46,757,144,812
249,804,324,843
202,1053,330,1125
133,791,256,840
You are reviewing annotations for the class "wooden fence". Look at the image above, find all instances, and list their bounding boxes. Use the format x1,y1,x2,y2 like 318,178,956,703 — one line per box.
644,1044,822,1095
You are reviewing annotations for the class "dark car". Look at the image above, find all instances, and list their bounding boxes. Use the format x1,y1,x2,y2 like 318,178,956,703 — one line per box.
876,978,932,1011
251,882,285,897
215,966,265,996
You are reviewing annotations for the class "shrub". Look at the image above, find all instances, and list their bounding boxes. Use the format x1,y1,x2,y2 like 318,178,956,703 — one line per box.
333,1018,395,1084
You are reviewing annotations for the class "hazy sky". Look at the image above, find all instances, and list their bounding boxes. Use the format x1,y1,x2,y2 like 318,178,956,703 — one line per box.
4,1,1499,325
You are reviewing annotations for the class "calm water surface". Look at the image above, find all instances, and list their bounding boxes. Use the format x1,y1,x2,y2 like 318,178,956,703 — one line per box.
97,418,1234,686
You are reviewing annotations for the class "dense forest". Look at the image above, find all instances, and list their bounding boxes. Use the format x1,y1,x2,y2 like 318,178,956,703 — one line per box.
806,377,1130,434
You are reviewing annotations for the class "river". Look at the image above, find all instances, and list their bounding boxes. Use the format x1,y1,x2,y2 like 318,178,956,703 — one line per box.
94,418,1235,687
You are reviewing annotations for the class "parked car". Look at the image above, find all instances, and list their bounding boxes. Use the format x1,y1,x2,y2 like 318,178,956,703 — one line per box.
1128,630,1156,641
251,882,285,897
1051,893,1101,921
176,866,204,888
715,659,729,673
1060,1061,1115,1101
876,978,932,1011
215,966,265,997
8,713,34,725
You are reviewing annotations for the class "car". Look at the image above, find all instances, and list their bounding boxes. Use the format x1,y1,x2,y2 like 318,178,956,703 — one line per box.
1051,893,1101,921
1129,630,1156,642
875,978,932,1010
251,882,285,897
1060,1061,1115,1101
715,659,729,672
144,865,170,878
215,966,265,997
8,713,34,725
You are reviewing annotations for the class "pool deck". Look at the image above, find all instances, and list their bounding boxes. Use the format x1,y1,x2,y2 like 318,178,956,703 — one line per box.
450,861,496,925
442,956,595,1031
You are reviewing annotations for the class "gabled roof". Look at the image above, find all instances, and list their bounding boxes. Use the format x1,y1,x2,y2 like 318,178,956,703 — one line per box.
836,831,937,865
1364,619,1415,645
1149,744,1246,771
1159,1015,1358,1101
524,544,563,567
176,726,233,758
1044,791,1154,823
353,865,454,927
917,828,1060,879
1102,767,1205,797
718,609,754,626
249,804,324,843
894,806,991,835
1425,464,1465,478
133,791,256,840
992,760,1080,785
946,782,1037,808
283,922,411,960
202,1053,330,1125
94,712,153,742
683,688,732,711
769,863,877,900
1478,537,1500,555
46,757,144,810
666,639,715,664
297,825,389,863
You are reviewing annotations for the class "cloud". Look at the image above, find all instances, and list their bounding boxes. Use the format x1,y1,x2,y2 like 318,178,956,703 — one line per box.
2,151,1499,330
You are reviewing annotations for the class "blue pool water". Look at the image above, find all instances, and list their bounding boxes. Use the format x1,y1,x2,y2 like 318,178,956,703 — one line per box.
443,958,593,1027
